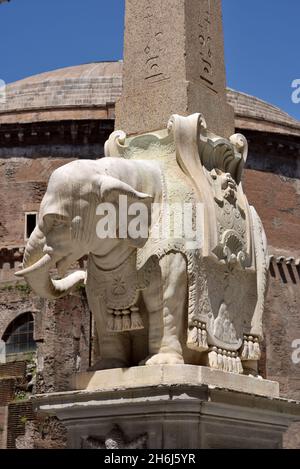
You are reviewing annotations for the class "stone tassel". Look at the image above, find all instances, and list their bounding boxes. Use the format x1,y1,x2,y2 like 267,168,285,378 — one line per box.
114,311,123,332
187,325,198,348
248,336,254,359
197,324,203,347
130,306,144,331
236,356,243,374
227,352,233,373
241,338,249,360
201,326,208,349
254,338,261,360
122,310,131,331
231,353,238,374
107,310,115,332
208,347,218,369
221,351,226,372
217,349,223,370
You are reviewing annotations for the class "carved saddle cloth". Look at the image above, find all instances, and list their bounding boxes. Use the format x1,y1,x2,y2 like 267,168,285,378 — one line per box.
87,253,153,332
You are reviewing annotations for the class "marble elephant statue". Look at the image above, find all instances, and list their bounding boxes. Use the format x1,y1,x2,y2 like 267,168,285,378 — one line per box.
16,157,189,368
16,114,269,375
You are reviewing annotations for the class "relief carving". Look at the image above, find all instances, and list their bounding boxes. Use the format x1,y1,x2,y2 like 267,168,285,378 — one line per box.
81,426,147,449
87,252,154,332
143,1,170,84
198,0,215,90
210,169,247,268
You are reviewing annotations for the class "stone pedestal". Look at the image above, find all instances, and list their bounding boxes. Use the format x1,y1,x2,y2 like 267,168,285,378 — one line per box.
32,366,300,449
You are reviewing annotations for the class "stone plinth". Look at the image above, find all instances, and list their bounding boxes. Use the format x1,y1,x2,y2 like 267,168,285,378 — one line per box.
73,365,279,398
32,366,300,449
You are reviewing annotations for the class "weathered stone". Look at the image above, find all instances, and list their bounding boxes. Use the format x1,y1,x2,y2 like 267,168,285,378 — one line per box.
33,383,300,449
73,365,279,398
15,417,67,450
0,406,8,449
115,0,234,136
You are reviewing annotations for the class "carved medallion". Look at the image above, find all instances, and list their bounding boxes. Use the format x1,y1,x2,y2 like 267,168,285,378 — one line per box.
81,425,147,449
209,169,247,268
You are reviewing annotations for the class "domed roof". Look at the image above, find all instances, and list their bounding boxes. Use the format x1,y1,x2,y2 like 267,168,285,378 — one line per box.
1,61,299,137
0,62,123,124
227,88,300,137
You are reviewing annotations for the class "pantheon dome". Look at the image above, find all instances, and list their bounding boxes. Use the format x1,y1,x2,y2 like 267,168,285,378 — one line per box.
1,61,300,137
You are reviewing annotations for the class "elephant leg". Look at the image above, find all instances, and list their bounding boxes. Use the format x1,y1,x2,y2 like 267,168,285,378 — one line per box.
88,296,130,370
142,252,187,366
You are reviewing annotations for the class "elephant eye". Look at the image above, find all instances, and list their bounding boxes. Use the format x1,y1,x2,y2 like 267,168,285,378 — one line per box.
42,214,69,231
53,218,69,228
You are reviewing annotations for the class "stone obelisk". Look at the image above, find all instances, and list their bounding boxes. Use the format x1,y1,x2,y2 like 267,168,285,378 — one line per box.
115,0,234,137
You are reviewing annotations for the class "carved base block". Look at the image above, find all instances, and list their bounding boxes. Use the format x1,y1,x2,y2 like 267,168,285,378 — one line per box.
31,367,300,449
71,365,279,397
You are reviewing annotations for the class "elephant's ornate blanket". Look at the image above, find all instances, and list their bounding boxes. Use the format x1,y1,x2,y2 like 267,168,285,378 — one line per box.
87,252,155,332
104,113,269,361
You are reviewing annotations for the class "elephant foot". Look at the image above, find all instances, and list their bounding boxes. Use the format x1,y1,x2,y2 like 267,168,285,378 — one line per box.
88,358,129,371
144,352,184,366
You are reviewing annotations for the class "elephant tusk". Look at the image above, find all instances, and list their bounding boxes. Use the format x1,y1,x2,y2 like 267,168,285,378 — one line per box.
52,271,87,293
15,254,52,277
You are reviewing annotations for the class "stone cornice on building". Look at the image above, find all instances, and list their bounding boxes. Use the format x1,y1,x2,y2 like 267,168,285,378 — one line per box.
0,105,116,125
269,254,300,285
0,119,114,148
270,254,300,267
240,130,300,168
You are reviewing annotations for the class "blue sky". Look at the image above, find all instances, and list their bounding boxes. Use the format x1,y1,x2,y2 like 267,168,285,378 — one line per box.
0,0,299,120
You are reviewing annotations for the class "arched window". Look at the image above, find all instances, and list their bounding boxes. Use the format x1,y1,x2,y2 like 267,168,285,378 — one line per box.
2,312,36,357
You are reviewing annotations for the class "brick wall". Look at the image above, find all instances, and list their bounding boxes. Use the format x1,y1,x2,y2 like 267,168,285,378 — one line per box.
0,157,73,249
244,169,300,256
0,406,7,449
7,401,35,449
0,379,15,406
15,416,67,449
0,361,26,379
243,131,300,398
35,292,90,393
264,262,300,398
0,361,28,449
241,131,300,448
0,118,114,249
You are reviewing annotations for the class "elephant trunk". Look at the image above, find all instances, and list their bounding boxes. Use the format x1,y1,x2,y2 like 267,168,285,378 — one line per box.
15,226,86,299
23,225,46,267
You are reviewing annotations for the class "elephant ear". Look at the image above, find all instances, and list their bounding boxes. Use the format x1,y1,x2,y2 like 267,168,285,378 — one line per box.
97,176,154,249
98,176,153,204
